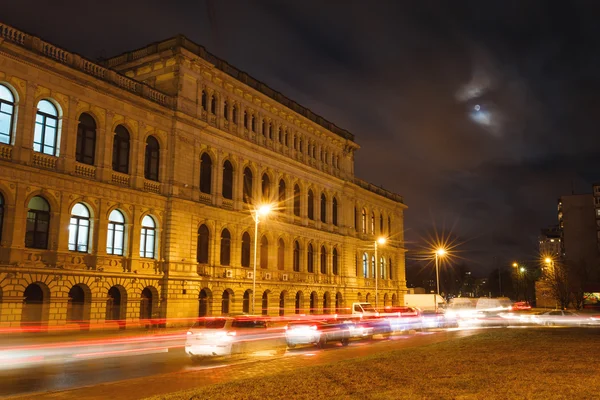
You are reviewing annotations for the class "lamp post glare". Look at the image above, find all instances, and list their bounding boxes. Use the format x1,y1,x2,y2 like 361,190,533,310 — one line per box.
374,237,387,310
252,204,272,314
434,248,447,295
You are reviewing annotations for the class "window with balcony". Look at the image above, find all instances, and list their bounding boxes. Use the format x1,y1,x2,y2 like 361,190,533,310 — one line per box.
220,229,231,266
34,100,59,156
144,136,160,181
0,84,16,145
197,224,209,263
200,153,212,194
107,209,125,256
68,203,90,252
25,196,50,249
76,113,96,165
222,160,233,200
112,125,130,174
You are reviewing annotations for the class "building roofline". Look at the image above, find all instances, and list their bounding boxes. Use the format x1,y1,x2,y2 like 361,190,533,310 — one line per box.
103,34,355,142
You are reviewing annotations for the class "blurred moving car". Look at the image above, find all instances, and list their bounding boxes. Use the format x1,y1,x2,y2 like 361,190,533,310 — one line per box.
185,316,286,361
512,301,532,311
285,320,355,348
381,306,423,331
531,310,597,326
420,310,450,329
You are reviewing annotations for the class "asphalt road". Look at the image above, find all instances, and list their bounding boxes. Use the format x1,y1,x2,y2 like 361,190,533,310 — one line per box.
1,328,481,400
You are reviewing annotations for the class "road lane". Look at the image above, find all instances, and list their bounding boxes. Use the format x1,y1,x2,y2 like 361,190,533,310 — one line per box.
2,328,481,400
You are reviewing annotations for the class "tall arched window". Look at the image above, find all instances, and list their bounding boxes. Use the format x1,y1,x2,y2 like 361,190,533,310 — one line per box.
277,238,285,270
201,90,207,111
0,84,15,145
76,113,96,165
200,153,212,194
0,193,4,242
140,215,156,258
380,257,385,279
371,255,376,278
362,253,368,278
261,173,271,201
34,100,59,155
307,190,314,220
260,236,268,269
243,167,253,204
242,290,251,314
278,179,286,206
320,193,327,223
25,196,50,249
197,224,209,263
307,243,314,273
232,104,238,122
252,114,258,132
144,136,160,181
222,160,233,200
210,94,217,114
354,206,358,230
389,258,393,280
243,111,248,129
112,125,130,174
223,101,229,121
361,208,367,233
220,229,231,266
320,246,327,274
380,214,384,234
221,290,230,314
241,232,251,267
293,241,300,272
293,184,301,217
262,119,267,137
371,212,375,234
332,248,339,275
332,197,338,226
107,209,125,255
68,203,90,252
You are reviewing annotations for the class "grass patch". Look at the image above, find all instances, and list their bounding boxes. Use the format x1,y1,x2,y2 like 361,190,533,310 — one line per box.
148,328,600,400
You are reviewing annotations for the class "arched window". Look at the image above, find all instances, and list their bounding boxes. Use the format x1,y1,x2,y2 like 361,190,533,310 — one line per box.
0,193,4,242
293,184,301,217
221,290,230,314
222,160,233,200
243,111,248,129
262,119,268,137
361,208,367,233
0,84,15,145
261,173,271,201
232,104,238,122
277,238,285,270
320,246,327,274
34,99,59,155
252,114,258,132
107,209,125,255
68,203,90,252
332,197,338,226
260,236,268,269
293,241,300,272
307,190,314,220
371,212,375,234
224,101,229,121
144,136,160,181
201,90,207,111
25,196,50,249
220,229,231,266
243,290,251,314
278,179,286,205
76,113,96,165
243,167,253,204
320,193,327,223
389,258,393,280
112,125,130,174
362,253,368,278
200,153,212,194
388,216,392,235
262,292,268,316
354,206,358,230
332,248,339,275
140,215,156,258
210,94,217,114
380,257,385,279
241,232,251,267
197,224,209,263
284,130,289,147
371,255,376,278
310,292,318,314
307,243,314,273
380,214,384,234
295,291,302,314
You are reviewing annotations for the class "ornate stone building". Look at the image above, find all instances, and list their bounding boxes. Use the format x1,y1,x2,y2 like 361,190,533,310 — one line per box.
0,22,406,329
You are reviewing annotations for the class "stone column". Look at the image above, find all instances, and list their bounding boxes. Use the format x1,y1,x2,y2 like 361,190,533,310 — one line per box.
14,82,37,165
98,111,114,183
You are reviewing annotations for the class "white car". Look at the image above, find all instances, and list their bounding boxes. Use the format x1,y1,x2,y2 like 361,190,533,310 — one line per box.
185,316,286,361
531,310,597,326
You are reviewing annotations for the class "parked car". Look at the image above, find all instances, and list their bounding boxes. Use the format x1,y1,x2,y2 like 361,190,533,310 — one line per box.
285,320,355,348
185,316,286,361
531,310,597,326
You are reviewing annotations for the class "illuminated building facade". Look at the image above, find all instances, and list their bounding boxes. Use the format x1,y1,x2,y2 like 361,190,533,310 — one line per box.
0,23,406,328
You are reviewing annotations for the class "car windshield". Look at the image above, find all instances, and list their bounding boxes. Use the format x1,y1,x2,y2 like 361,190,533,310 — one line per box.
192,318,227,329
360,304,376,312
232,319,267,328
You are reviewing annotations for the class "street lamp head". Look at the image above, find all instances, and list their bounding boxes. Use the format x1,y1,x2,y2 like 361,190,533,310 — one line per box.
436,248,447,256
520,267,526,273
377,237,387,245
544,257,552,264
512,262,518,268
257,204,273,216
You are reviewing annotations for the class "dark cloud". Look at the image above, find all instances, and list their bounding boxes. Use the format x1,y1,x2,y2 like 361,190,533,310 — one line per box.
4,0,600,275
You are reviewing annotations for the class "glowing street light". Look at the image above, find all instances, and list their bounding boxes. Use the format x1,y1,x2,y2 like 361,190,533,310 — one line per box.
512,262,518,268
374,237,387,310
251,203,273,314
434,248,447,295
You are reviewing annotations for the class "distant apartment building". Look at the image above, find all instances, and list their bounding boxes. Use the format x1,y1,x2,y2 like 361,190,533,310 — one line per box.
557,194,598,271
539,225,562,259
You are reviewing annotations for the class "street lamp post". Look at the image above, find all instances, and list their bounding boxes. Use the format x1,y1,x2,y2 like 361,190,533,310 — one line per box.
512,262,519,300
251,204,272,314
374,237,387,310
435,248,447,295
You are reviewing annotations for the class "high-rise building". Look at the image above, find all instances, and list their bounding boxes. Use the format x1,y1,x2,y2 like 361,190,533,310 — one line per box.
0,22,406,328
539,225,561,259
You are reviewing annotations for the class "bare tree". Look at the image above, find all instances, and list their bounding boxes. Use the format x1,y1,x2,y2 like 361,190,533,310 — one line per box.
541,261,571,310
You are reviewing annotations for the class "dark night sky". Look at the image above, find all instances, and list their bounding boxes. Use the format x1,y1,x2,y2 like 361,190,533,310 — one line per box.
4,1,600,275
